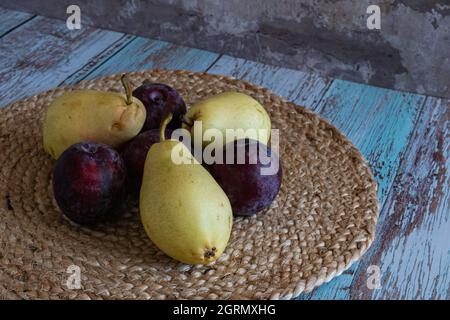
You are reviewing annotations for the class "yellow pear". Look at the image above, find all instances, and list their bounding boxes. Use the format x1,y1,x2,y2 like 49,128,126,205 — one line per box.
182,91,271,146
43,75,146,159
140,114,233,265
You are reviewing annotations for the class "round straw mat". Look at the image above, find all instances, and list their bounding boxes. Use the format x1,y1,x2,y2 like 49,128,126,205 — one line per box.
0,69,378,299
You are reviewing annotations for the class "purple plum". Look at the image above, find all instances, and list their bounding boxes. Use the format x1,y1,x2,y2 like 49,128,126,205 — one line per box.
52,142,127,225
132,82,186,131
208,139,282,216
121,129,172,195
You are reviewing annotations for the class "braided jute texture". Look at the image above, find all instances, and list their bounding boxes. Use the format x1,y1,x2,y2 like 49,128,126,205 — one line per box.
0,69,378,300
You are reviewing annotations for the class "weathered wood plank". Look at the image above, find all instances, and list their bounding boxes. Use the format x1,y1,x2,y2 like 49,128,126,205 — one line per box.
316,81,425,204
77,37,220,81
296,80,426,299
348,97,450,299
60,34,136,85
208,55,331,109
0,7,34,37
0,16,125,107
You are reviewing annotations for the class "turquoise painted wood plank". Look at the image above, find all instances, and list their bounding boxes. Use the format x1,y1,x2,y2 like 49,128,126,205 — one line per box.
348,97,450,299
0,16,125,107
60,34,136,85
296,80,426,299
77,37,220,81
316,82,425,202
208,55,331,109
0,8,34,37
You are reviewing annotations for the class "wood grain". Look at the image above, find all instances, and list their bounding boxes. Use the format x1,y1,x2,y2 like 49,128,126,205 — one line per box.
208,55,331,109
297,80,426,299
0,8,34,37
0,16,125,107
60,34,136,85
349,97,450,299
77,37,220,81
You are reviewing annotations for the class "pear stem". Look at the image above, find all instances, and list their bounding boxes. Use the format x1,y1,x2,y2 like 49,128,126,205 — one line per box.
159,112,173,142
181,115,193,127
121,74,133,105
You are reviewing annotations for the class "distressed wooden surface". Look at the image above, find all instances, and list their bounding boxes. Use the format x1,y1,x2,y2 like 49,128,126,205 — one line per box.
208,55,331,109
350,98,450,299
0,8,448,299
297,82,427,299
79,37,220,80
0,15,125,107
0,8,33,36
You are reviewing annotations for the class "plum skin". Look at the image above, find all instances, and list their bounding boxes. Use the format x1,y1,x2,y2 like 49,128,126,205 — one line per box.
208,139,282,216
52,142,127,226
121,129,172,195
132,83,186,131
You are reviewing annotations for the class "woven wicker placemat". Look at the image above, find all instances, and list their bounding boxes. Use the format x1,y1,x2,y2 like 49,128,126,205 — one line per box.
0,69,378,300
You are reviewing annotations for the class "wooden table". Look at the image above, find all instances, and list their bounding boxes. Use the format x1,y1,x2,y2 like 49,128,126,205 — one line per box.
1,8,448,300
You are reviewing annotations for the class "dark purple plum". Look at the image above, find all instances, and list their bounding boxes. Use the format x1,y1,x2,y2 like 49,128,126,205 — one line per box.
132,82,186,131
208,139,282,216
52,142,127,226
121,128,172,195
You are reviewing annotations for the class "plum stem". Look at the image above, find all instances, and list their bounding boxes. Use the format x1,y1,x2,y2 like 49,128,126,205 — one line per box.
121,74,133,105
159,112,173,142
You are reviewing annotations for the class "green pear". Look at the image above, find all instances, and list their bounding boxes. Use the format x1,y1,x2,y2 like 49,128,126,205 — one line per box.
182,91,271,146
140,114,233,265
43,75,146,159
